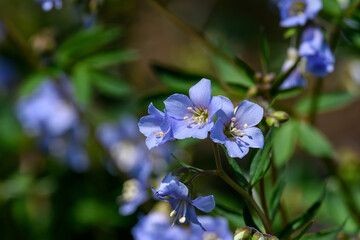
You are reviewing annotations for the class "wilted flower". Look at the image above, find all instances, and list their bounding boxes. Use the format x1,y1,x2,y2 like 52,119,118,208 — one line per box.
280,48,306,89
164,78,222,140
210,98,264,159
152,172,215,230
299,27,335,77
132,212,189,240
35,0,62,11
278,0,322,27
189,216,233,240
139,103,175,150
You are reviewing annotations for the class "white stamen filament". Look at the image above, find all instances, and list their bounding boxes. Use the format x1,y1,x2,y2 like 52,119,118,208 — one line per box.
184,106,209,127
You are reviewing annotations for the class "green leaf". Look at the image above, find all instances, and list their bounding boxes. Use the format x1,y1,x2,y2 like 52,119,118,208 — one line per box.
296,92,355,115
90,71,132,97
169,151,203,172
17,73,47,97
80,49,138,68
322,0,342,17
269,176,285,221
212,55,255,88
249,126,275,186
297,121,334,158
220,145,249,187
273,120,298,166
57,27,122,68
284,28,298,39
301,221,345,240
292,221,314,240
72,65,92,105
278,192,325,239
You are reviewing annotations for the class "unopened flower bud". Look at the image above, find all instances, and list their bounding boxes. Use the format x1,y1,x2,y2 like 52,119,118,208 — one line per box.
264,73,275,83
234,227,251,240
247,86,258,97
266,116,279,127
252,232,265,240
271,111,289,122
255,72,263,81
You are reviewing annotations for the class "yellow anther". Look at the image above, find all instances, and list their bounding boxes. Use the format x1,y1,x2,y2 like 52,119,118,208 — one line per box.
241,133,246,136
184,116,189,120
231,128,238,132
170,210,176,217
231,117,236,122
179,217,186,223
244,124,248,129
159,132,164,137
187,107,193,110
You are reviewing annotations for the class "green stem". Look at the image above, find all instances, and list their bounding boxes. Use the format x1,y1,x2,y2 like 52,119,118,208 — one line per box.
308,77,324,125
259,178,272,229
212,142,274,234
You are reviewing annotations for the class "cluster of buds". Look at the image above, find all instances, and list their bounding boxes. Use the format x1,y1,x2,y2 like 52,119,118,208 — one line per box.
234,227,279,240
265,111,290,127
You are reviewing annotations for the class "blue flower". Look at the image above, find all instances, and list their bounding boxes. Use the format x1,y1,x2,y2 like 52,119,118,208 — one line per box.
139,103,175,150
299,27,335,77
17,80,78,137
152,172,215,230
280,48,306,90
164,78,222,140
189,216,233,240
35,0,62,11
278,0,322,27
132,212,189,240
210,98,264,159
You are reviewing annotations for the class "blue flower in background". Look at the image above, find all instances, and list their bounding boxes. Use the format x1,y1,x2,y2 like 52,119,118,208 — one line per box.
17,80,78,137
36,0,62,11
278,0,322,27
210,98,264,159
164,78,222,140
132,212,189,240
190,216,233,240
280,48,306,89
139,103,175,150
299,27,335,77
152,172,215,230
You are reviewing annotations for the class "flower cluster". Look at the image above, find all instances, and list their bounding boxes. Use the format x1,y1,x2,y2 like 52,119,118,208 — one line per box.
139,78,264,159
278,1,335,89
132,211,233,240
35,0,62,11
17,78,89,172
139,79,265,229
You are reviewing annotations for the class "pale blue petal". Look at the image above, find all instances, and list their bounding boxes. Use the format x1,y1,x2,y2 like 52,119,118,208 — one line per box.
225,140,249,159
234,100,264,127
208,95,223,119
154,178,189,200
192,195,215,212
189,78,211,108
187,205,206,231
241,127,264,149
210,120,227,144
218,96,234,118
164,94,193,120
148,102,164,118
173,120,212,140
138,115,162,137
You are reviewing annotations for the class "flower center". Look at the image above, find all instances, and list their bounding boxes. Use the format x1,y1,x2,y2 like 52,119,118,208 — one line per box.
223,117,248,140
184,106,209,127
203,232,222,240
289,1,306,16
122,179,140,202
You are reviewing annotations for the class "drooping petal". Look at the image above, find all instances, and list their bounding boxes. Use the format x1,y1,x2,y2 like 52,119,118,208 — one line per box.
186,204,206,231
234,100,264,127
210,119,227,144
145,134,160,150
192,195,215,213
241,127,264,149
164,94,193,120
225,140,249,159
189,78,212,108
148,102,164,118
154,178,189,200
208,95,224,119
138,115,162,137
